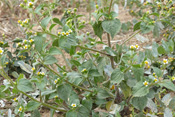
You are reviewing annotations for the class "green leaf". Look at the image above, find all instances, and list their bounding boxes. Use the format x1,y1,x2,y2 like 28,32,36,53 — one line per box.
97,88,111,99
49,24,57,31
57,84,72,101
49,47,62,55
153,67,162,77
53,18,62,26
105,47,117,56
164,108,173,117
93,21,103,40
131,96,148,110
132,68,144,81
111,69,124,84
134,21,141,31
67,72,82,85
17,79,34,92
34,36,45,52
152,42,159,57
102,19,121,39
41,89,56,96
82,99,93,111
26,101,41,111
159,80,175,91
66,110,77,117
140,22,154,34
43,55,57,65
158,45,166,54
31,110,41,117
120,82,131,98
168,97,175,110
132,82,149,97
41,16,52,29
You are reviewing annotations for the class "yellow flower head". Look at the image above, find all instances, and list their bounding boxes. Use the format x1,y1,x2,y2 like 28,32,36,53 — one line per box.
62,32,66,36
66,32,70,36
5,62,8,65
31,67,35,71
144,60,149,65
41,72,45,76
17,42,21,47
0,41,4,44
28,2,33,7
13,98,17,102
0,47,4,55
23,40,28,44
168,57,174,62
68,29,72,33
63,72,67,75
54,96,58,98
163,59,168,64
154,75,157,78
153,73,156,76
71,103,76,108
58,32,61,35
54,80,58,84
18,106,22,112
172,76,175,81
29,39,34,43
143,81,149,87
37,72,41,75
154,78,158,82
135,44,139,49
18,20,22,24
130,45,136,50
81,68,87,73
23,45,28,49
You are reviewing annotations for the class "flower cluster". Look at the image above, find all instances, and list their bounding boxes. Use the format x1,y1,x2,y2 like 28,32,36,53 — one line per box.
18,19,30,27
17,39,34,50
144,60,150,69
58,29,72,37
130,44,139,50
0,41,4,45
54,78,60,84
37,72,45,76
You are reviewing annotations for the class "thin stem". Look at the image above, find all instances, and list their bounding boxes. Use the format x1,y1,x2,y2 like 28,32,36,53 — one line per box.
55,63,67,72
107,0,115,69
121,30,141,45
77,45,111,57
43,64,93,92
58,47,72,72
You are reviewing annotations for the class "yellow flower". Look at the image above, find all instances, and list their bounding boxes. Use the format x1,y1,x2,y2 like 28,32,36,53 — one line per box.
71,103,76,108
135,44,139,49
28,2,33,7
130,45,135,50
23,40,28,44
41,72,45,76
168,57,174,62
153,73,156,76
54,80,58,84
0,47,4,55
143,81,149,87
154,75,157,78
5,62,8,65
29,39,34,43
68,29,72,33
130,10,134,13
0,41,4,44
54,96,58,98
81,68,87,73
144,60,149,65
37,72,41,75
172,76,175,81
17,42,21,47
23,19,29,24
65,32,70,36
31,67,35,71
62,32,65,36
154,78,158,82
23,45,28,49
58,32,61,35
163,59,168,64
171,67,174,70
13,98,17,102
18,20,22,24
18,106,22,112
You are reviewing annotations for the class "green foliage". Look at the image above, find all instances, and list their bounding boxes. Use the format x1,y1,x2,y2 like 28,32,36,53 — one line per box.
0,0,175,116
